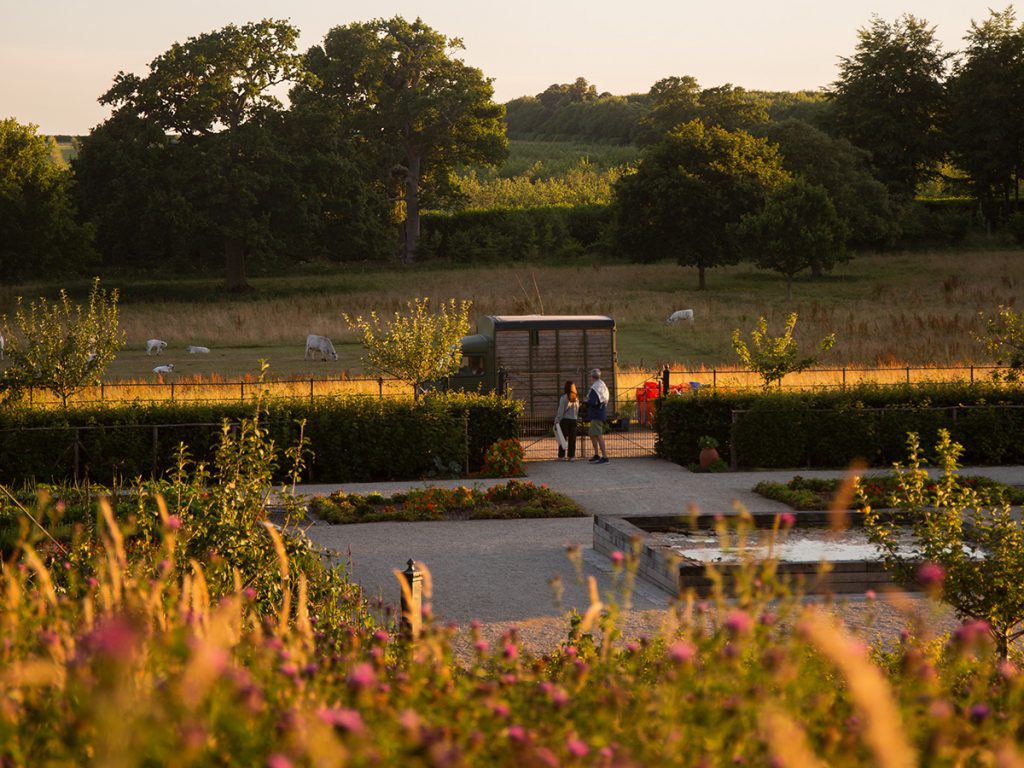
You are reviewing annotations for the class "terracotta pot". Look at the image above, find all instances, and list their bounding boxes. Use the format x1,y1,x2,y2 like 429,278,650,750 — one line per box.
699,447,721,470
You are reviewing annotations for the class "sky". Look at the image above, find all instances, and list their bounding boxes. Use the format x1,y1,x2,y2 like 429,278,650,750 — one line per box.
1,0,1011,134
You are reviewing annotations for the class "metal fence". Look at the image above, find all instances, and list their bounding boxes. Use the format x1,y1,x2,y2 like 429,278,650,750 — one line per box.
19,376,415,407
662,364,1009,392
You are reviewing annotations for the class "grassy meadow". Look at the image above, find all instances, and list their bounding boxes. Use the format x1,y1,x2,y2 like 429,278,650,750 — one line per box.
1,249,1021,392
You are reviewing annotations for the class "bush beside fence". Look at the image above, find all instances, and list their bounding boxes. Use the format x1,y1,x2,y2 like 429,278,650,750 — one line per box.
0,394,522,484
654,383,1024,469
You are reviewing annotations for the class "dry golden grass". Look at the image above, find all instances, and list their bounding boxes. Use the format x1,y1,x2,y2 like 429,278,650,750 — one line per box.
102,250,1023,369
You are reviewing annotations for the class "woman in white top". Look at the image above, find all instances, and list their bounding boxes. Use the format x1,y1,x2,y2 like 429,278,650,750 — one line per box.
554,380,580,461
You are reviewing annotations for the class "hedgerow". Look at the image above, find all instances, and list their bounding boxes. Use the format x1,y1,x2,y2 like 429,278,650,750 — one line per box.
0,392,521,484
655,382,1024,468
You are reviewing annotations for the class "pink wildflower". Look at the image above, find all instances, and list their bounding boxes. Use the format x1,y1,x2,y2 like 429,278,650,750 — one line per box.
508,725,527,743
610,550,624,565
724,610,753,636
503,643,519,660
347,662,376,691
916,562,946,589
779,512,796,528
566,737,590,758
165,515,182,531
267,754,293,768
669,640,696,663
319,707,365,733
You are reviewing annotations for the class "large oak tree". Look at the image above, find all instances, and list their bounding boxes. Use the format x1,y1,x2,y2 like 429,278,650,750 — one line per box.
100,19,308,290
297,16,507,262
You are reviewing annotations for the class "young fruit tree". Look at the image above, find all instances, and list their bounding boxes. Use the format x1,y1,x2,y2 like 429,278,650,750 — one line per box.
345,298,471,398
977,304,1024,381
730,312,835,389
864,430,1024,658
0,278,124,409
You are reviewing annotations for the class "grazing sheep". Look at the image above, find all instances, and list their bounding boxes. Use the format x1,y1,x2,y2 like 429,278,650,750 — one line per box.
153,364,175,374
147,339,168,355
305,334,338,361
667,309,695,325
186,345,210,354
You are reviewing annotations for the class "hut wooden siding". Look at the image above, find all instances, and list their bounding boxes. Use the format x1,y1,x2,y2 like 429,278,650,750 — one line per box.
487,316,616,417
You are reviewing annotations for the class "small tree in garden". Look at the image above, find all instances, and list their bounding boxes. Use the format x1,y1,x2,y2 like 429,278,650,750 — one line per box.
977,304,1024,381
346,298,472,398
863,430,1024,658
731,312,835,389
1,278,124,409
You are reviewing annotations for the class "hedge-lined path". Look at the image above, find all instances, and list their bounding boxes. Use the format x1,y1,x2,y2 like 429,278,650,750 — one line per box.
296,458,1024,641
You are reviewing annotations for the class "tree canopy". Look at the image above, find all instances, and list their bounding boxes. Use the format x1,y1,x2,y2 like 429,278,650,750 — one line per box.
100,19,310,290
298,16,507,262
947,7,1024,227
612,120,788,289
829,14,950,200
0,119,93,282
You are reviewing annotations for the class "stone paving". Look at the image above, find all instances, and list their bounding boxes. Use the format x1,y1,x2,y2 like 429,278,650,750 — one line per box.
296,458,1024,626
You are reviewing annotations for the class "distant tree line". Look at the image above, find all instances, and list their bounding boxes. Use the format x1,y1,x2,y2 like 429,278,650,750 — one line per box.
4,8,1024,292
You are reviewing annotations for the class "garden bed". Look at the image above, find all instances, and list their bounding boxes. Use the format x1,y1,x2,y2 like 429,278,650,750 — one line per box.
753,474,1024,510
308,480,586,524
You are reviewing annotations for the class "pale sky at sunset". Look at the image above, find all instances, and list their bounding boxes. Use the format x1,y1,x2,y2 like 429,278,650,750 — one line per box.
1,1,1011,134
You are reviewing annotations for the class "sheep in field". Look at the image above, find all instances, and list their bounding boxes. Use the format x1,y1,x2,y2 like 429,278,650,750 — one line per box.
186,345,210,354
667,309,694,324
153,364,175,374
305,334,338,361
147,339,168,355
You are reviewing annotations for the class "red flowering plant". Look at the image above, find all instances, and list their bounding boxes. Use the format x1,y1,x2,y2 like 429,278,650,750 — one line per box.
481,438,526,478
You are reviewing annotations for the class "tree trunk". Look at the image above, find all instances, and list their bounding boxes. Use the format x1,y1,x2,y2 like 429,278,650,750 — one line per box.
697,264,706,290
224,236,250,293
786,273,793,302
403,153,422,264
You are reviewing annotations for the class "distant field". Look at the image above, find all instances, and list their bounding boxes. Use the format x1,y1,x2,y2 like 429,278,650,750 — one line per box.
2,250,1021,390
475,139,639,179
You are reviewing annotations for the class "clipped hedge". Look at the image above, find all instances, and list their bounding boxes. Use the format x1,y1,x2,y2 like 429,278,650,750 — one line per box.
654,383,1024,469
0,393,522,484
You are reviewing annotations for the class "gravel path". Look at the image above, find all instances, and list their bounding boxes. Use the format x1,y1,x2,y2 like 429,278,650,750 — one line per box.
296,457,1022,654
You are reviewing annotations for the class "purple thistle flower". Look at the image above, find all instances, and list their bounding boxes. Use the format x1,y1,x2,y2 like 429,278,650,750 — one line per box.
165,515,182,531
508,725,527,743
503,643,518,660
267,754,293,768
373,630,390,644
969,703,991,723
318,707,365,733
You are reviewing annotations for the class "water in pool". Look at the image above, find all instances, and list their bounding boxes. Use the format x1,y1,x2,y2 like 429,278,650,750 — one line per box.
664,527,917,564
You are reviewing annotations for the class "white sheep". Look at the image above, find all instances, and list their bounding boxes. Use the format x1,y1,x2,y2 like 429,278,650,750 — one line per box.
667,309,695,325
305,334,338,361
153,364,175,374
147,339,168,355
186,345,210,354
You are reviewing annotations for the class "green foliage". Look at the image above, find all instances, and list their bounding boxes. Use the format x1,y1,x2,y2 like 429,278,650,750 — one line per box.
100,19,310,290
639,76,769,143
299,16,507,262
754,473,1024,511
758,119,899,249
309,480,583,524
731,313,836,389
896,199,973,247
864,430,1024,656
0,118,94,281
345,298,472,397
947,8,1024,228
612,120,789,289
1,279,125,410
0,394,520,484
481,438,526,478
419,205,611,262
977,304,1024,381
738,179,849,298
504,78,646,143
697,435,719,450
655,382,1024,469
829,13,950,199
452,161,624,210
